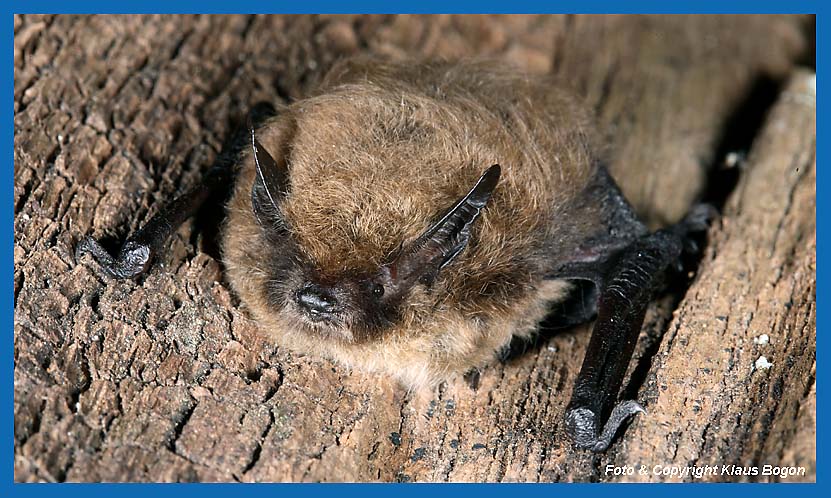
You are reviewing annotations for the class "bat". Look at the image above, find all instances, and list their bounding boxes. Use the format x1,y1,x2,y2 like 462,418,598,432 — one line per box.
76,58,714,452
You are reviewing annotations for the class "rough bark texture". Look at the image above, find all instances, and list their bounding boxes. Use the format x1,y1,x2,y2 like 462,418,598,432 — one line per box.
13,15,815,482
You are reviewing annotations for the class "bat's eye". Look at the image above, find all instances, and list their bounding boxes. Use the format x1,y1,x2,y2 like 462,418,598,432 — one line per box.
371,283,385,298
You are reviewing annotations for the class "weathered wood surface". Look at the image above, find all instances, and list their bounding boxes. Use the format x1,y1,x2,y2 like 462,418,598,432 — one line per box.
614,72,816,482
13,15,814,482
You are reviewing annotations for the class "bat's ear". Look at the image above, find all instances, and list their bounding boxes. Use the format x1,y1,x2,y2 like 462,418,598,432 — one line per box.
391,164,501,288
250,128,290,227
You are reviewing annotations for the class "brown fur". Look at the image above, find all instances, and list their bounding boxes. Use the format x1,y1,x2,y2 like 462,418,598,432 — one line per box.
222,58,620,388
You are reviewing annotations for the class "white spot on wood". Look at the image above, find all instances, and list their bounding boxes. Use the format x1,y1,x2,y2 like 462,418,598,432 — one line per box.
753,334,770,345
725,151,742,168
755,356,773,371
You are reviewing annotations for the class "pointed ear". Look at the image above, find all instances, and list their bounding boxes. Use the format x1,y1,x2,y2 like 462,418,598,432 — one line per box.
393,164,501,288
250,128,290,227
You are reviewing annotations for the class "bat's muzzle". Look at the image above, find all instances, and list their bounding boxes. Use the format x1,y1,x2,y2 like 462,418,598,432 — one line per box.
295,284,339,322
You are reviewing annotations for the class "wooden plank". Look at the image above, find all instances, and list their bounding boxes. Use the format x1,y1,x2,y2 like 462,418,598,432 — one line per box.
614,72,816,482
13,15,813,482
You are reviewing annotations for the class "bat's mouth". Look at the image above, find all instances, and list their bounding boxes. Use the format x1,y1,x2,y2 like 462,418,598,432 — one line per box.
291,302,341,324
287,300,354,342
304,310,332,322
301,318,354,343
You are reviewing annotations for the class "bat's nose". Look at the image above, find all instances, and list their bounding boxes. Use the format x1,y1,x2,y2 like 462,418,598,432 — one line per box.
295,284,338,320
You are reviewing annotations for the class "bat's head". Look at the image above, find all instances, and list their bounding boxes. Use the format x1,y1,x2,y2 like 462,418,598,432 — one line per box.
222,84,575,387
246,127,500,345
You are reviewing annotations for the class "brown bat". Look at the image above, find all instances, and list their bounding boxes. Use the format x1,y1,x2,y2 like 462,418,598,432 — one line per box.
76,58,713,452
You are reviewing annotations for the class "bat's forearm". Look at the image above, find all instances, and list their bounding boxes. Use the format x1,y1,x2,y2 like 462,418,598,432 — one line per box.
564,204,715,452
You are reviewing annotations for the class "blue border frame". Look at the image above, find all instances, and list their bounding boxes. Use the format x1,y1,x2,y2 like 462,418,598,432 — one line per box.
5,2,822,495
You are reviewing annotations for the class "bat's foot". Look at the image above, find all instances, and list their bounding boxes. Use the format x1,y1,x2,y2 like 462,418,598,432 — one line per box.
681,203,718,234
677,203,717,253
671,203,718,273
565,400,646,452
75,236,153,279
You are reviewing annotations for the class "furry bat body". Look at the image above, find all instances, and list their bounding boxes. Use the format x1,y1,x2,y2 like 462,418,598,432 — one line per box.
77,58,712,452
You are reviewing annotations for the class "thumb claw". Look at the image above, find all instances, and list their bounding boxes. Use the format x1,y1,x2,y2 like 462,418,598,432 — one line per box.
594,400,646,451
565,400,646,453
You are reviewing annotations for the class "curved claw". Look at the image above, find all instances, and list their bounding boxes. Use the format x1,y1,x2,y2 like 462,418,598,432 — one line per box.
671,203,717,274
75,236,153,279
683,238,700,255
565,400,646,452
681,203,718,234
